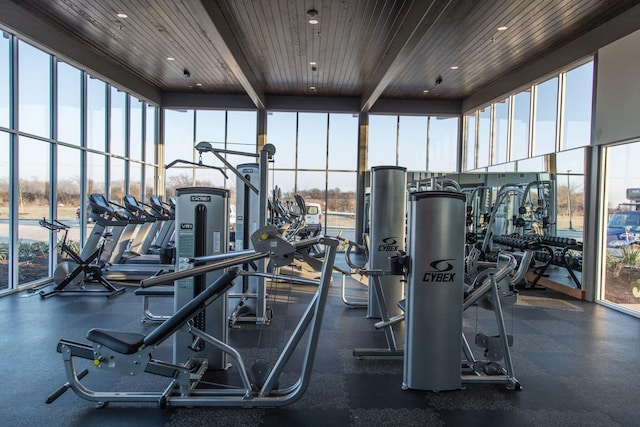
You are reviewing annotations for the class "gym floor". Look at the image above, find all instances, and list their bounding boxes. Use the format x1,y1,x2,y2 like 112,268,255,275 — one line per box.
1,262,638,427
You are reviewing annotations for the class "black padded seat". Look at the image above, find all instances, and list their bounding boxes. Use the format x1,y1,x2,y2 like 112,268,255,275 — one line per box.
86,329,145,355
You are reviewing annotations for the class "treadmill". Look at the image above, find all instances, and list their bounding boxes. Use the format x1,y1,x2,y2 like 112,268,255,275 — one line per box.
87,194,175,281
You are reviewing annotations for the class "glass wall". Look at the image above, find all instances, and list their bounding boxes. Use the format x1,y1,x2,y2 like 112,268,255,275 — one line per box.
464,113,476,170
562,62,593,150
18,41,50,138
511,90,531,161
57,62,82,146
602,142,640,316
0,28,159,292
462,60,593,295
533,77,558,156
428,116,459,172
368,114,459,173
17,137,50,286
264,112,359,241
477,106,491,168
0,132,9,290
493,99,509,165
0,31,9,128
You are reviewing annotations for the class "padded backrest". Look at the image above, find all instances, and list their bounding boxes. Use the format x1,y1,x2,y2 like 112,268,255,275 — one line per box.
143,268,238,348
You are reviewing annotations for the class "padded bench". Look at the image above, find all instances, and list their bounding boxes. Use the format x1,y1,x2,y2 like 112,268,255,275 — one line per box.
134,286,174,322
522,234,583,289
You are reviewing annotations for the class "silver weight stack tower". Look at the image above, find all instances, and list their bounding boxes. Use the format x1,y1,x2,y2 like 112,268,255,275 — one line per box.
368,166,407,318
174,187,229,369
403,191,466,391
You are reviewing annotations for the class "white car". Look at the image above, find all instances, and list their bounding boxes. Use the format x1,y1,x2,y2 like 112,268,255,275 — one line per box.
304,203,322,236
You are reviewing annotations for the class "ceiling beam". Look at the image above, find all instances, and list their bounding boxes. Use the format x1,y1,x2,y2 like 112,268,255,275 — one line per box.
360,0,453,112
188,0,265,110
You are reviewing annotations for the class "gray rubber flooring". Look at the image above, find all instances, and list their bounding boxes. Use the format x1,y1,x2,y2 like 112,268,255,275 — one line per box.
0,265,638,426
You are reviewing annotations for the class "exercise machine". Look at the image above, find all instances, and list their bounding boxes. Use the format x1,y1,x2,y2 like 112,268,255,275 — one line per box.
194,141,275,326
83,194,174,281
45,227,340,408
402,191,520,391
367,166,406,319
38,218,125,298
173,186,229,367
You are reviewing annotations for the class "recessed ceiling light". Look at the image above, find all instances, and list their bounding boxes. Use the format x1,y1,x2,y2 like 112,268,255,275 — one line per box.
497,26,508,31
167,57,175,61
451,66,459,70
423,89,429,93
196,83,202,87
309,61,317,66
307,9,319,25
310,86,317,91
116,13,128,19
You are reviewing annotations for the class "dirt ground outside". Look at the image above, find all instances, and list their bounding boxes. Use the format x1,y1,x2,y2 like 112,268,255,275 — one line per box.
604,267,640,305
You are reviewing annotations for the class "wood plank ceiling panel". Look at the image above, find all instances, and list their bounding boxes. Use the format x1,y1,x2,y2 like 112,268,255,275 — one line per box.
12,0,244,93
384,0,640,100
6,0,640,104
222,0,416,97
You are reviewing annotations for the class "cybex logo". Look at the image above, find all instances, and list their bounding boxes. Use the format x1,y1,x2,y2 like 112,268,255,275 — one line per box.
377,237,398,252
423,259,456,282
190,195,211,202
180,223,194,230
241,168,255,174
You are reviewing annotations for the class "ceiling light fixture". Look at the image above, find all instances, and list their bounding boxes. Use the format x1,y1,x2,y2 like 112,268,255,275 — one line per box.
309,61,317,66
307,9,319,25
423,89,429,93
497,26,508,31
196,83,202,87
116,13,128,19
167,57,175,61
451,66,459,70
310,86,317,91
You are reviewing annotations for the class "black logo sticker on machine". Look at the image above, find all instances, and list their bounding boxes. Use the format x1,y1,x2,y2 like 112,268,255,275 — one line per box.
377,237,398,252
180,223,194,230
423,259,456,282
190,195,211,202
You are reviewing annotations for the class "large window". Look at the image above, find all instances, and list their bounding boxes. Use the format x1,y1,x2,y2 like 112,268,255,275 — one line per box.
164,109,195,197
428,116,459,172
267,112,296,170
0,29,159,292
601,142,640,316
1,32,11,128
493,99,509,164
533,77,558,156
0,132,9,290
18,41,51,138
368,115,397,169
263,112,358,240
17,137,50,286
129,97,143,160
511,90,531,161
562,62,593,151
477,106,492,168
57,62,82,146
464,113,477,170
110,87,126,157
298,113,328,171
87,76,106,151
398,116,427,171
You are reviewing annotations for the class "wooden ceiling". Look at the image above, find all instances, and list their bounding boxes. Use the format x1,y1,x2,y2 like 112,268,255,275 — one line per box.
3,0,640,112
